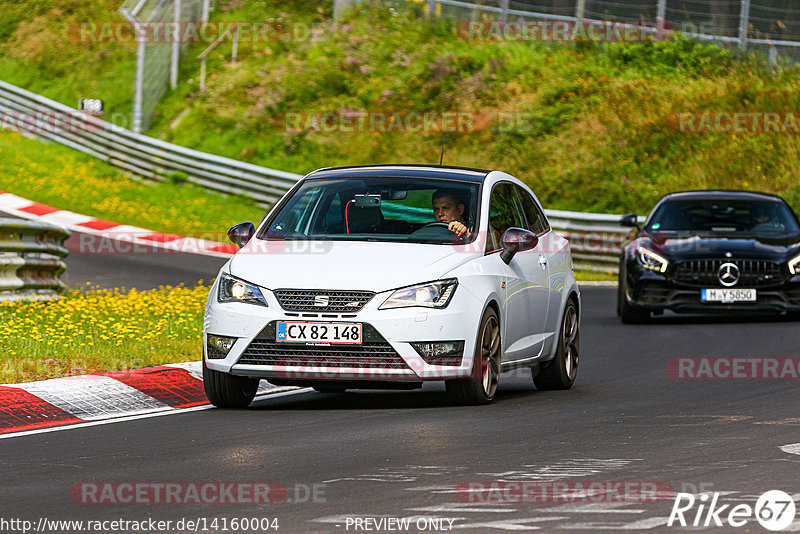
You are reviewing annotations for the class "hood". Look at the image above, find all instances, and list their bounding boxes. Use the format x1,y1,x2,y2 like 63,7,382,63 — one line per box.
638,232,800,261
228,239,481,292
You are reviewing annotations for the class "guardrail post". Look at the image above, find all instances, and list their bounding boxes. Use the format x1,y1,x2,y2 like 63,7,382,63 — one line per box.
0,219,70,301
738,0,750,52
500,0,509,21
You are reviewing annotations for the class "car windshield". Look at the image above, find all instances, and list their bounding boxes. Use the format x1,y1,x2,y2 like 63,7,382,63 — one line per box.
258,177,481,244
646,198,800,235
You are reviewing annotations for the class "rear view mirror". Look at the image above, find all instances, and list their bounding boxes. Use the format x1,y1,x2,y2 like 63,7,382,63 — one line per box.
500,227,539,265
227,221,255,248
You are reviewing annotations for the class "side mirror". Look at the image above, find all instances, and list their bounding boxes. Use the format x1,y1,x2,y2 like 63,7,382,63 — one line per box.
227,222,255,248
620,213,640,229
500,227,539,265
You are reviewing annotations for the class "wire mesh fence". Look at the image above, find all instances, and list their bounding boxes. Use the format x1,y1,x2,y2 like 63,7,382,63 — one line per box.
430,0,800,63
119,0,206,133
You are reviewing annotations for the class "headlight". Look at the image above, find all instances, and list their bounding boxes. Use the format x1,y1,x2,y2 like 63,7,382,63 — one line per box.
379,279,458,310
217,273,268,306
637,246,668,273
789,254,800,275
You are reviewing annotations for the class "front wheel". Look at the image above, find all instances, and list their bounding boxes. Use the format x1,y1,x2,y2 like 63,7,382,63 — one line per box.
203,363,259,408
618,261,650,323
534,299,579,390
446,307,501,405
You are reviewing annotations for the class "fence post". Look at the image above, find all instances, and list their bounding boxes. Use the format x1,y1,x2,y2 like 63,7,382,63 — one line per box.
500,0,509,21
738,0,750,52
170,0,181,89
427,0,436,17
656,0,666,40
575,0,585,22
133,25,146,133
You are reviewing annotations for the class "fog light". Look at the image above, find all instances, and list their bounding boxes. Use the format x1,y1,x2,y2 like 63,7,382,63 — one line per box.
411,341,464,366
207,334,237,359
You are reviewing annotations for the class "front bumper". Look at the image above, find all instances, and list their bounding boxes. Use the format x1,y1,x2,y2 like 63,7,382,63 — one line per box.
203,280,484,383
624,270,800,314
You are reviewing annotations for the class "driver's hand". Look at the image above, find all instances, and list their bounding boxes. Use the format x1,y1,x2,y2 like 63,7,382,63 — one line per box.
448,221,468,237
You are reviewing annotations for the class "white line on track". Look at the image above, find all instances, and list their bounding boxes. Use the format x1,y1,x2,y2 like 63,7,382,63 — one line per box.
780,443,800,455
0,388,311,441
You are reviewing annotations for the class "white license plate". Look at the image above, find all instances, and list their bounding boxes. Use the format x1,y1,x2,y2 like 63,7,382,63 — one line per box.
701,288,757,302
276,321,362,344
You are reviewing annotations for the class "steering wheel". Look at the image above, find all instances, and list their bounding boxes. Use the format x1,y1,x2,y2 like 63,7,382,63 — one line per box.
411,221,467,242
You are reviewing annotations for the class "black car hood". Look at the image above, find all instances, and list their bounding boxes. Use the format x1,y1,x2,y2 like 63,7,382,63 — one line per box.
638,232,800,261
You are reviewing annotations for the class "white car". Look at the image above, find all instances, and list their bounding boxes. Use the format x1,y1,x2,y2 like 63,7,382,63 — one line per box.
203,165,580,406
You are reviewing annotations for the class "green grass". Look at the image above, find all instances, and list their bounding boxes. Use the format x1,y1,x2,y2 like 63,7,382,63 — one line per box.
0,283,208,383
0,130,265,236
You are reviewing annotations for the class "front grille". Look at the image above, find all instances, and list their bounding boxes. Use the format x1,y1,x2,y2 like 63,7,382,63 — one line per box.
238,322,409,369
672,259,783,288
206,343,228,359
274,289,375,313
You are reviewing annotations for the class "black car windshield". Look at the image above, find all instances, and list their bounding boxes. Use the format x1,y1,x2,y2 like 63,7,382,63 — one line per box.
258,177,480,244
646,198,800,235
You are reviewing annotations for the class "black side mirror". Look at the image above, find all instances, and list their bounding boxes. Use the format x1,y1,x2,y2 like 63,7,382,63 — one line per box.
227,222,255,248
500,227,539,265
620,213,640,229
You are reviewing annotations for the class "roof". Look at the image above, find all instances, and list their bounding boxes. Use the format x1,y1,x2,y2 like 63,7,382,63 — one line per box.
305,164,490,183
659,190,786,203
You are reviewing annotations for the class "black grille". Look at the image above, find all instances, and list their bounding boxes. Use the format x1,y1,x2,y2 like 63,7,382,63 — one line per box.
238,322,409,369
206,343,228,360
672,259,783,288
637,281,671,304
273,289,375,313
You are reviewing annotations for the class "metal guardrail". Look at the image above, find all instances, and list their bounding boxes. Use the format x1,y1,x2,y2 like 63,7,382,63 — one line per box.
0,79,302,206
0,219,70,301
0,78,637,272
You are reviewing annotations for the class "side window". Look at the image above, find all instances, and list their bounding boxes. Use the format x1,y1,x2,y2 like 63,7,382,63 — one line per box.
516,186,549,235
486,182,526,252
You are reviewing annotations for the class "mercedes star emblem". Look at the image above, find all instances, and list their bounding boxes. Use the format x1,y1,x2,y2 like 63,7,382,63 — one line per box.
718,262,740,287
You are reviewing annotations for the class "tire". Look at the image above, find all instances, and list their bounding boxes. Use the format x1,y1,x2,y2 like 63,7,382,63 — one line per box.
446,307,501,405
313,385,347,393
618,261,650,324
534,299,579,390
203,363,259,408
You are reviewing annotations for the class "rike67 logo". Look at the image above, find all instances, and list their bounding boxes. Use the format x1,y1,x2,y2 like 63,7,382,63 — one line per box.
668,490,796,531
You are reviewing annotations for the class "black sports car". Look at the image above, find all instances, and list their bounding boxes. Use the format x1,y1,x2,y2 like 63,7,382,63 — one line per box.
617,191,800,322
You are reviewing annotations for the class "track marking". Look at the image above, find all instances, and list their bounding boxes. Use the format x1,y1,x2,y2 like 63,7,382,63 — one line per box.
780,443,800,455
0,388,310,440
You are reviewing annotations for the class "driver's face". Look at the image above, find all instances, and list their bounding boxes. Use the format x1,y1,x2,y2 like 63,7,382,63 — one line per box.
433,197,464,223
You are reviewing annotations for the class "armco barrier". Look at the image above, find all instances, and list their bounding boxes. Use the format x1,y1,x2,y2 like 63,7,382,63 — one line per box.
0,79,638,272
0,218,70,301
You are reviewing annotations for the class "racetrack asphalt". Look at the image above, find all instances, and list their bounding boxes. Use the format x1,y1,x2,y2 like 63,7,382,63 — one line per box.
2,287,799,532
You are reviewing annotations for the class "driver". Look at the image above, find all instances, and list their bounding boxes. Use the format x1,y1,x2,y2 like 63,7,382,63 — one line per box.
432,189,470,237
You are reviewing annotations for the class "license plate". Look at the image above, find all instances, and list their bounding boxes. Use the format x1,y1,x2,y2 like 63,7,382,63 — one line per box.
276,322,362,344
701,288,756,302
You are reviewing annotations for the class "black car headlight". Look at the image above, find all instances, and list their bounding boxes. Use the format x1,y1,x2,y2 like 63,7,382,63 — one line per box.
217,273,268,307
637,246,668,273
379,279,458,310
